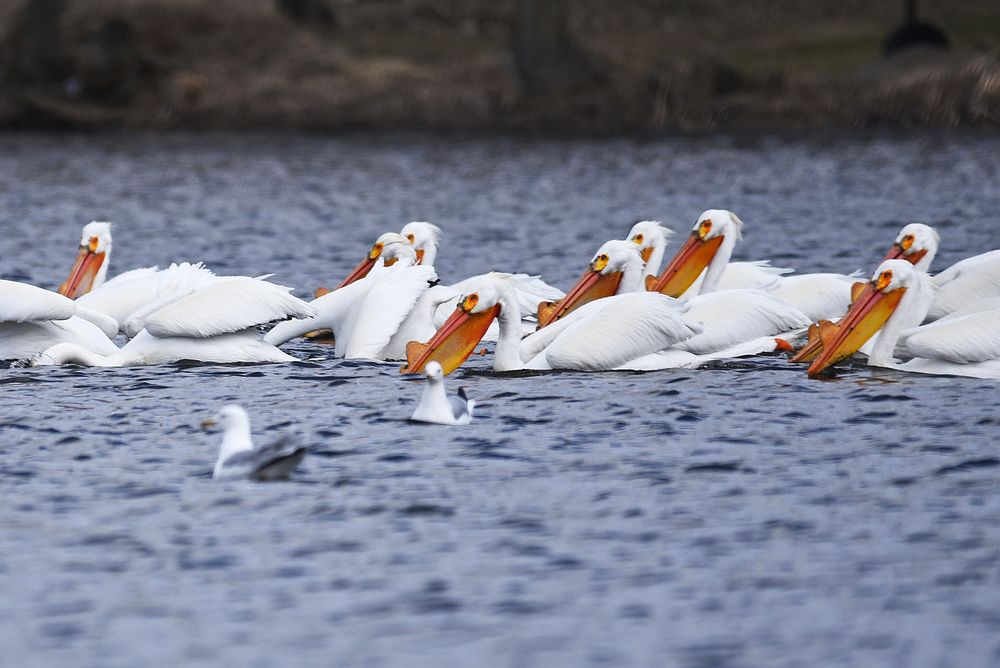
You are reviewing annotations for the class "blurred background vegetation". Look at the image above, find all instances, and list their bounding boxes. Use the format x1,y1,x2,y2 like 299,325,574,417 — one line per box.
1,0,998,132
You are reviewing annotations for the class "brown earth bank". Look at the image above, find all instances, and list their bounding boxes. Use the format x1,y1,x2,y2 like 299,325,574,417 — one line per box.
1,0,999,133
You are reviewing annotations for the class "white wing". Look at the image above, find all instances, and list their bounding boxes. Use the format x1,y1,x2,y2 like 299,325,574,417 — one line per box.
77,262,216,327
338,266,436,359
768,273,857,322
901,308,1000,364
542,292,700,371
928,250,1000,320
683,260,791,297
674,289,811,355
383,284,460,360
100,265,160,287
143,278,316,338
74,306,120,338
0,280,76,322
936,297,1000,321
264,278,372,346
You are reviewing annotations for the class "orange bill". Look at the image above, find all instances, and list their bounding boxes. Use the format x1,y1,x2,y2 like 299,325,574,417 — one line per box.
401,304,501,375
650,234,723,297
537,268,621,328
336,256,377,289
790,320,838,363
883,244,927,267
58,247,106,298
640,246,654,264
415,249,425,265
850,281,868,303
807,286,906,377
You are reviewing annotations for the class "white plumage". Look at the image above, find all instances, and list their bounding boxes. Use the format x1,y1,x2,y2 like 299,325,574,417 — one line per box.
265,240,439,361
399,222,565,335
927,250,1000,321
902,309,1000,364
0,280,119,361
77,262,217,333
204,405,307,481
683,259,790,296
819,260,1000,379
536,292,702,371
142,277,315,339
767,272,858,323
411,361,474,425
1,280,77,322
33,278,315,367
674,289,811,355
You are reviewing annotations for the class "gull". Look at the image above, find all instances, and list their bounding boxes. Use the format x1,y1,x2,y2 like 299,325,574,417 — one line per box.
410,361,474,425
202,405,307,480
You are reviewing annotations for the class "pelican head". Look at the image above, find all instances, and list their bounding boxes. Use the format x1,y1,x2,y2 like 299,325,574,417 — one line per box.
400,221,441,266
401,276,508,375
537,240,641,328
59,221,112,298
884,223,938,272
379,233,418,268
807,259,915,377
650,209,742,296
627,220,674,274
337,232,411,288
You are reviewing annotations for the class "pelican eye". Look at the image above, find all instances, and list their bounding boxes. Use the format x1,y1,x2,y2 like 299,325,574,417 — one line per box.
875,270,893,292
368,242,384,260
88,236,100,253
592,254,609,272
406,233,415,244
631,233,644,246
696,219,713,239
462,293,479,311
900,234,914,252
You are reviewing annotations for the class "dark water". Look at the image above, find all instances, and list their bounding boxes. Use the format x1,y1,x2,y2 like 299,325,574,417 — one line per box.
1,131,999,667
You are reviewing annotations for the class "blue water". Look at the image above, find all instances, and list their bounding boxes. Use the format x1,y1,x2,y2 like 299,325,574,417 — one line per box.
1,130,999,666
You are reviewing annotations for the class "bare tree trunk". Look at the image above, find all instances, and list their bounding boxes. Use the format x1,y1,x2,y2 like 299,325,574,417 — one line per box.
6,0,70,83
510,0,598,95
275,0,336,27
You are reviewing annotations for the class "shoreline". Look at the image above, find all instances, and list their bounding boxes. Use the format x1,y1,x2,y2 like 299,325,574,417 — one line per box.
2,1,998,134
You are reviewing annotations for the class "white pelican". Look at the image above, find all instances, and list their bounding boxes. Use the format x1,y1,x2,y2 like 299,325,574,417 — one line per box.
401,271,702,374
320,231,422,293
0,279,119,361
34,278,316,367
57,221,227,336
883,223,1000,321
76,262,218,334
265,235,443,360
202,405,307,480
399,221,564,335
401,221,441,266
626,220,674,279
628,218,787,292
648,210,856,322
58,221,115,298
411,361,474,425
536,240,811,353
807,260,1000,379
400,243,807,376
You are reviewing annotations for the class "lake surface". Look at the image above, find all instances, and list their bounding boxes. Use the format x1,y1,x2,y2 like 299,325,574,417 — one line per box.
1,130,999,667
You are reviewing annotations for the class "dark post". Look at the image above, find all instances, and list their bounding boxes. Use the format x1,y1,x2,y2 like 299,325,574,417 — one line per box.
510,0,597,95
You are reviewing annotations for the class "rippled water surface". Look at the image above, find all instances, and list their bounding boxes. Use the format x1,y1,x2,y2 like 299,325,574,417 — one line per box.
2,131,1000,666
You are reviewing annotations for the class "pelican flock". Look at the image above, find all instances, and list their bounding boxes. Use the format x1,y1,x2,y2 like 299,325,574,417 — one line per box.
1,216,997,383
